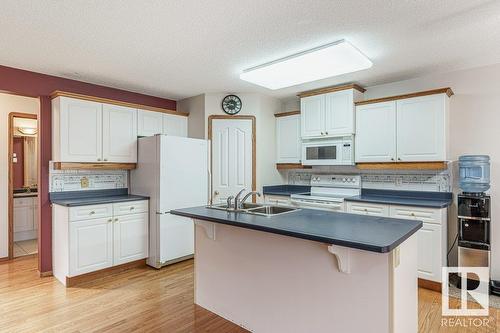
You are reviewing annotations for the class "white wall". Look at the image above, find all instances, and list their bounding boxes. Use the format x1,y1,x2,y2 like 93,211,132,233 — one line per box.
363,63,500,280
0,92,39,258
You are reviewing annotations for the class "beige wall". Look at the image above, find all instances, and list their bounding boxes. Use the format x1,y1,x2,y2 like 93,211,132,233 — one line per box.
0,93,39,258
364,63,500,280
178,94,205,140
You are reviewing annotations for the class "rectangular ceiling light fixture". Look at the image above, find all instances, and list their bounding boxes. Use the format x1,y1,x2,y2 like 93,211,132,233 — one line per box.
239,39,372,90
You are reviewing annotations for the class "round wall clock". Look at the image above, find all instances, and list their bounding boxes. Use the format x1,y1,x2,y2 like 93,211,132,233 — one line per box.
221,95,242,115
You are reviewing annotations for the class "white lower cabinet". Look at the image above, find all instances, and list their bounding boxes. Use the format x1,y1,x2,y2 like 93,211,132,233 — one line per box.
13,196,38,241
69,217,113,276
346,201,447,283
113,213,148,266
53,200,149,286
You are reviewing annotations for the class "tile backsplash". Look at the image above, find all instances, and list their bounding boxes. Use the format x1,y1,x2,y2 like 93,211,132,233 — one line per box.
287,167,451,192
49,162,128,192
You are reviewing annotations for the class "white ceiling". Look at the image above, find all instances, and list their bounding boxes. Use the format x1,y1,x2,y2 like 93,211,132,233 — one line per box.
1,0,500,101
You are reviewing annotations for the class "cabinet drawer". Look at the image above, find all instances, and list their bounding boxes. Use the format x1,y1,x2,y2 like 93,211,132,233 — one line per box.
346,201,389,216
14,197,33,207
389,205,442,225
69,204,113,221
113,200,148,216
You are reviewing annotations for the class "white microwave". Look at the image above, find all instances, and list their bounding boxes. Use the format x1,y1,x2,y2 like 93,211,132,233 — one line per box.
302,137,354,166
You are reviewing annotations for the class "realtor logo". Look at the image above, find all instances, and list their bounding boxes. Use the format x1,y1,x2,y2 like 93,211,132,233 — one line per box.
442,267,489,316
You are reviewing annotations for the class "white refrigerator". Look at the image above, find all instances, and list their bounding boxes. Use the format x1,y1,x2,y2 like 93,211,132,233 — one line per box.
131,135,209,268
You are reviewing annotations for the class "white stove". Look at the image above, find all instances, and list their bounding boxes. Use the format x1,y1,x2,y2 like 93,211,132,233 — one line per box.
290,174,361,212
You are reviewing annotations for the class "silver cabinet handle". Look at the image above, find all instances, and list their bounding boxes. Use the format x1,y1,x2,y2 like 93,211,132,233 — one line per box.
90,211,95,215
104,158,108,161
97,158,101,161
398,158,402,161
114,218,119,222
130,206,135,210
107,218,113,223
321,132,324,135
391,158,395,161
325,131,328,135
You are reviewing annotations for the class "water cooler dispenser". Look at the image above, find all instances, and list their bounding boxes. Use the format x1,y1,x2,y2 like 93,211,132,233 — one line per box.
457,155,494,291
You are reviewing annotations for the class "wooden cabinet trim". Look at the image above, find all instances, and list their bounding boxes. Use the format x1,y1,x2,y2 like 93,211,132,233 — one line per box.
297,83,365,98
354,88,453,106
356,162,447,170
274,111,300,117
51,90,188,117
276,163,312,170
53,162,137,170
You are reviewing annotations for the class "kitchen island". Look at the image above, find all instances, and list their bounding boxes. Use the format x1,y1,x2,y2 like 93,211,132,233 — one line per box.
171,206,421,333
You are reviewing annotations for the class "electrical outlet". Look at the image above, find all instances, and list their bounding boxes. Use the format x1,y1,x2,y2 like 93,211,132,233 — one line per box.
80,177,89,188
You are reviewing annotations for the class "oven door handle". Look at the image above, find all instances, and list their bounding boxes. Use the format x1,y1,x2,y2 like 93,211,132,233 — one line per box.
291,199,343,210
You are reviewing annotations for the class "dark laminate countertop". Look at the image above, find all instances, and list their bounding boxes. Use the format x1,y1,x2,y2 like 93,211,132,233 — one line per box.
171,206,422,253
50,189,148,207
344,189,453,208
262,185,310,196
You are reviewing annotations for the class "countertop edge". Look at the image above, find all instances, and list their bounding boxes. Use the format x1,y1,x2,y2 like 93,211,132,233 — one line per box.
344,196,451,208
51,196,149,207
171,210,422,253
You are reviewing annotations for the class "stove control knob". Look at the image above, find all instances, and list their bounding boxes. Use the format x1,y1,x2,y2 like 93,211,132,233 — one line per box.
342,178,347,182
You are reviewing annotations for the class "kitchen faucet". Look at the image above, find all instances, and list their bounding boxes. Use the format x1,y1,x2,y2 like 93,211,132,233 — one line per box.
234,189,261,210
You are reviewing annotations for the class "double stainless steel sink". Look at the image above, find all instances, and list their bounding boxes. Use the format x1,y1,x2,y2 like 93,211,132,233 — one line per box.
208,202,298,217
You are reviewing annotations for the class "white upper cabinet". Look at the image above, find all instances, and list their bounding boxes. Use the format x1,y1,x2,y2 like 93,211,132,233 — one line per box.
137,109,163,137
53,97,103,162
355,101,397,162
396,94,447,162
162,113,188,137
324,90,355,136
102,104,137,163
301,95,324,138
355,92,449,163
52,96,138,163
301,88,360,139
276,114,301,163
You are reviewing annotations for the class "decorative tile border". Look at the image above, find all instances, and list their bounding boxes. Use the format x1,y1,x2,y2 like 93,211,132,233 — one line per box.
49,162,128,192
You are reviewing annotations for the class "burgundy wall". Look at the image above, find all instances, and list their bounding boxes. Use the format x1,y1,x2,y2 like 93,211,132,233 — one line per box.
0,65,177,272
12,137,24,189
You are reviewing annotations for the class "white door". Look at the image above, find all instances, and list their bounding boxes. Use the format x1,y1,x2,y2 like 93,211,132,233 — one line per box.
102,104,137,163
160,214,194,263
138,109,163,137
211,118,253,204
163,114,188,137
69,217,113,276
60,97,102,162
355,101,397,162
324,90,354,136
416,223,442,282
276,115,301,163
301,95,324,138
396,95,446,162
113,212,148,265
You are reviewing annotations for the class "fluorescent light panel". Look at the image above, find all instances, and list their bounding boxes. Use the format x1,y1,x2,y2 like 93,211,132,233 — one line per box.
240,40,372,90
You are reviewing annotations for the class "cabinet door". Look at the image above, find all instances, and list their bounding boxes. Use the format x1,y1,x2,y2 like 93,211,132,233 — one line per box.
69,217,113,276
300,95,324,138
163,114,188,137
324,90,354,136
102,104,138,163
416,223,442,282
396,95,446,162
60,98,102,162
137,110,163,137
355,101,397,162
113,213,148,265
276,115,301,163
13,205,34,232
33,200,38,231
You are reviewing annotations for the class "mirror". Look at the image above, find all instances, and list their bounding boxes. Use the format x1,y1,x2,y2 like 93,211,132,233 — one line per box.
12,117,37,191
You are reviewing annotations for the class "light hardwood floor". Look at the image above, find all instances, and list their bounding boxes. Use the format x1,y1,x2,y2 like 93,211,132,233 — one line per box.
0,256,497,332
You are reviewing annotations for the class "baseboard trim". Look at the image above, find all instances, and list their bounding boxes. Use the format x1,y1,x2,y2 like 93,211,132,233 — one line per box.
0,256,10,263
65,259,147,287
39,270,53,277
418,278,442,292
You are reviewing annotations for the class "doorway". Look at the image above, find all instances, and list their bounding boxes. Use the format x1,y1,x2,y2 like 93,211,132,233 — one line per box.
208,115,256,204
8,113,39,259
